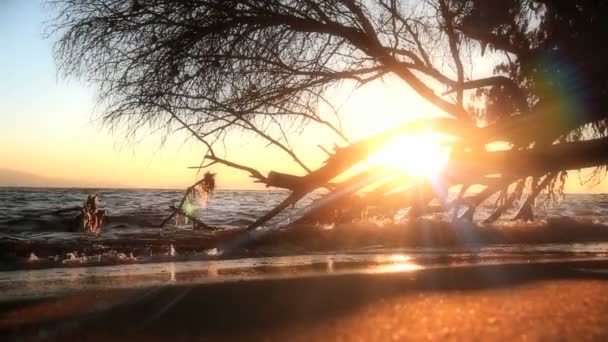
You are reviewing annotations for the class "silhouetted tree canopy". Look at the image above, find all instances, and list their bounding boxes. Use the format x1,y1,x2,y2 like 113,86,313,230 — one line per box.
48,0,608,226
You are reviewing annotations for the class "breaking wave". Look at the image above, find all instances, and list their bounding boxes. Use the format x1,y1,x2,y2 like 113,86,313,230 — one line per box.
2,188,608,270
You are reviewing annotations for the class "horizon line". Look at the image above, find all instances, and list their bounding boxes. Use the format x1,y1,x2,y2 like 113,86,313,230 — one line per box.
0,185,602,196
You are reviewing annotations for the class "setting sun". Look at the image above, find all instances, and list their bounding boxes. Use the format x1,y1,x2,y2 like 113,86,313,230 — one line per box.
368,130,452,178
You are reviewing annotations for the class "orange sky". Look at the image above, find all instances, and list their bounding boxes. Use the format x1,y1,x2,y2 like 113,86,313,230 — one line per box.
1,1,607,192
0,70,447,189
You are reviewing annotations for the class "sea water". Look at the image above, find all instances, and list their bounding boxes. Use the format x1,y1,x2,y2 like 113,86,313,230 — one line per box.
1,188,608,272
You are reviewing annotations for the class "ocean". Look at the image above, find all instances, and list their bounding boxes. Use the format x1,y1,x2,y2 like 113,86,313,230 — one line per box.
1,188,608,273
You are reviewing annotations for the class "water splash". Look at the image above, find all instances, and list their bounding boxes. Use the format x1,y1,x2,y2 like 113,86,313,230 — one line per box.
28,252,39,262
205,248,221,256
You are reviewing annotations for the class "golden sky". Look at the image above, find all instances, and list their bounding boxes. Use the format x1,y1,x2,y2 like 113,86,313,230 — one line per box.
1,1,606,192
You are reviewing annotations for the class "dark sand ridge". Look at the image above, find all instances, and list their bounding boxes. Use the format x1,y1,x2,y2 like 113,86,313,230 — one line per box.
2,259,608,341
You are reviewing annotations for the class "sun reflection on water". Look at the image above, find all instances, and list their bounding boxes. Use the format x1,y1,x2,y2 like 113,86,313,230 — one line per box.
368,254,423,273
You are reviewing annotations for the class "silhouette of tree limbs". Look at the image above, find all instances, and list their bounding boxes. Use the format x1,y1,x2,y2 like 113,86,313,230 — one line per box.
48,0,608,228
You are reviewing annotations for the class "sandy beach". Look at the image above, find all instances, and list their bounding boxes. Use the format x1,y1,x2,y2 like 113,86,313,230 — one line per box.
2,259,608,341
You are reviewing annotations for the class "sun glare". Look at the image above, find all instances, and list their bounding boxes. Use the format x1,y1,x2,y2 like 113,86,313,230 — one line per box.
368,130,451,177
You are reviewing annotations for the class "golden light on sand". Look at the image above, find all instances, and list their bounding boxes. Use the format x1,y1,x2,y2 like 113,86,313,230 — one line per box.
368,130,451,178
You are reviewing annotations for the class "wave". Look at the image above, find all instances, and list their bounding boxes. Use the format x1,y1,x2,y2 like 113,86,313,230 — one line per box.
2,215,608,271
3,189,608,271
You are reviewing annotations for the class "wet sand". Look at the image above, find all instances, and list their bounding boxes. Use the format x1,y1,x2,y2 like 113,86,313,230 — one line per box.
2,260,608,341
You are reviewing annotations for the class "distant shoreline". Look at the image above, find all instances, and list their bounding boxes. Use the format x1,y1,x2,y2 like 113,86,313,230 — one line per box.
0,186,602,195
0,186,287,192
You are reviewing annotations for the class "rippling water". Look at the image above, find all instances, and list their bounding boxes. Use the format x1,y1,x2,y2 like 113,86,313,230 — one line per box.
0,188,322,237
0,188,309,226
1,188,608,271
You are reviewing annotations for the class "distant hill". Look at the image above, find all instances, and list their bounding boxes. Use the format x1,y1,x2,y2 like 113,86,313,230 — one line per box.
0,168,69,187
0,168,122,188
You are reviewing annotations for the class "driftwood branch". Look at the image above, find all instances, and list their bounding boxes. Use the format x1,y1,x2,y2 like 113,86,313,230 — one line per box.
159,172,217,230
512,173,556,221
78,194,105,235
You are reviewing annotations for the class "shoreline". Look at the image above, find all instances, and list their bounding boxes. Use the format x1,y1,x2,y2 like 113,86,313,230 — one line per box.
4,217,608,272
2,258,608,340
1,255,608,301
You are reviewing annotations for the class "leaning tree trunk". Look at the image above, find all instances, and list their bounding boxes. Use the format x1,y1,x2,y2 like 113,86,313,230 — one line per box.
171,112,608,232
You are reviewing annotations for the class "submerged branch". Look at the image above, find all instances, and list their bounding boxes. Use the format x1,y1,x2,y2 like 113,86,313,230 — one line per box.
159,173,217,230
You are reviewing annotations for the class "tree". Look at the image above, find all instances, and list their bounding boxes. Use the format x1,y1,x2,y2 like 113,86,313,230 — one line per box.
47,0,608,229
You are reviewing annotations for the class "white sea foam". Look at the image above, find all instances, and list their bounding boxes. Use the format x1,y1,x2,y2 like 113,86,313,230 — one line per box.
205,248,221,256
28,252,39,262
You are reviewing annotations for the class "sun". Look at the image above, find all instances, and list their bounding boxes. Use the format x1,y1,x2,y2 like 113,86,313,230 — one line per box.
368,130,451,177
